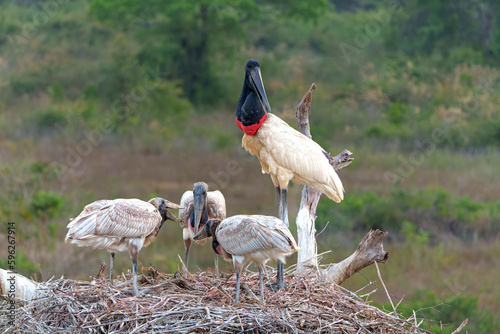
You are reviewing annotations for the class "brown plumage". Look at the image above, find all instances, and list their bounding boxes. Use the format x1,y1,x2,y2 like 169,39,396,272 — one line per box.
194,215,298,303
179,182,226,274
65,197,182,295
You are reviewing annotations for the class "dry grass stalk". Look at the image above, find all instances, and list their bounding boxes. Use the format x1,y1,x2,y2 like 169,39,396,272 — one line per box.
1,266,433,334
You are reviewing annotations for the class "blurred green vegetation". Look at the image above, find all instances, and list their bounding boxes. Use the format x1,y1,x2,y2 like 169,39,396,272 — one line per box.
1,0,499,331
375,290,500,333
1,0,500,150
317,187,500,241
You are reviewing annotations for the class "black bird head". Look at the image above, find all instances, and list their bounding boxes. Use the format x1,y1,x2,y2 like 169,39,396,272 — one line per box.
192,182,208,235
151,197,183,222
236,59,272,136
193,218,221,240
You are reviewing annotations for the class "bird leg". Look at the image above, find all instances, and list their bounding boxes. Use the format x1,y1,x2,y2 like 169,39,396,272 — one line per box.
183,238,191,274
259,265,265,304
184,249,189,270
273,188,288,291
276,186,282,221
214,254,219,278
276,260,285,290
281,188,289,227
235,269,241,303
110,252,115,286
132,256,139,296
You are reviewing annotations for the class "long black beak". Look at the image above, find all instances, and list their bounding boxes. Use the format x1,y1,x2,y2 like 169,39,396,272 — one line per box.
165,201,183,210
193,193,205,235
164,201,182,222
249,67,271,113
193,224,209,240
165,209,179,222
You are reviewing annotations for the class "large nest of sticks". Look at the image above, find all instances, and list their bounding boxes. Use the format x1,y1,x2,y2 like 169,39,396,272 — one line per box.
3,265,430,334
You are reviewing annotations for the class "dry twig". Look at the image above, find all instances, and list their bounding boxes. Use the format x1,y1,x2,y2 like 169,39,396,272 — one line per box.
1,268,432,333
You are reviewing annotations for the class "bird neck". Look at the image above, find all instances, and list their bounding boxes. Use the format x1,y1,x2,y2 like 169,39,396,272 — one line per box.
212,238,230,260
189,205,209,230
154,216,167,237
144,216,166,247
209,220,229,258
236,86,268,136
212,238,221,255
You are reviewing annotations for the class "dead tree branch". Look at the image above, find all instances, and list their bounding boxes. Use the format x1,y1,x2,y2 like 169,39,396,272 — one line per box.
323,230,389,285
295,84,388,285
295,83,353,269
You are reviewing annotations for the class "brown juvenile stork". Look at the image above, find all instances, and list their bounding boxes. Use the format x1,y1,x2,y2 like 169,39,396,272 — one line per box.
194,215,298,303
65,197,182,296
235,59,344,288
178,182,226,275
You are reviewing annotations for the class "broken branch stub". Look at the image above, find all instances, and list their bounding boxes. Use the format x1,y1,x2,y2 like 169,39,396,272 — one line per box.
295,83,353,269
323,230,389,285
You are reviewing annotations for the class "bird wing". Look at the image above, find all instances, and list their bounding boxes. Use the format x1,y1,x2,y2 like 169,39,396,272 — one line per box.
254,113,344,202
179,191,194,228
66,199,114,242
65,198,161,245
82,199,111,214
67,199,110,229
216,215,297,256
89,199,161,238
207,190,226,220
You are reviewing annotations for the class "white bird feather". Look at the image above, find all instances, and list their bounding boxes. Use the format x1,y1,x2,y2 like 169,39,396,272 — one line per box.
214,215,298,270
242,113,344,202
65,197,181,295
65,198,162,252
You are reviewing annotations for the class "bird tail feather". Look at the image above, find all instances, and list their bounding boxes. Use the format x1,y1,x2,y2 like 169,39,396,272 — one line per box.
65,213,97,242
322,171,344,203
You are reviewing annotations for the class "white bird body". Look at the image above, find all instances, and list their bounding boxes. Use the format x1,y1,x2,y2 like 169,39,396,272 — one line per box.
178,182,226,274
194,214,298,303
242,113,344,203
236,59,345,290
66,199,163,254
179,190,226,244
65,197,181,295
215,214,298,270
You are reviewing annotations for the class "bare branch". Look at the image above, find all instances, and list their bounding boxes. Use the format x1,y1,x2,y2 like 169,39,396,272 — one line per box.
296,83,316,139
322,230,389,285
295,83,354,269
324,149,354,171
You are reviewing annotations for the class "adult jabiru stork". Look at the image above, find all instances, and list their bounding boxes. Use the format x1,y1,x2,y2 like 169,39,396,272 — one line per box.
65,197,182,296
178,182,226,275
194,215,298,303
236,59,344,288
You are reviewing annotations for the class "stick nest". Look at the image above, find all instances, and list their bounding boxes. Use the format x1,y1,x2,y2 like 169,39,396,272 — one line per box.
2,266,430,333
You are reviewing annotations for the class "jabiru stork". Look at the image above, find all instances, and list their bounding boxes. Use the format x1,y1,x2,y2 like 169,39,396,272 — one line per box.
236,59,344,288
178,182,226,275
194,215,298,303
65,197,182,295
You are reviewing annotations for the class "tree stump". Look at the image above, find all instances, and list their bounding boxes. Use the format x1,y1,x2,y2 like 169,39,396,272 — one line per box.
295,83,353,269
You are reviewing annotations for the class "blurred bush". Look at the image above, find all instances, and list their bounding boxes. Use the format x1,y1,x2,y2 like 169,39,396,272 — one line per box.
0,249,38,274
30,190,65,219
317,187,500,241
376,289,499,334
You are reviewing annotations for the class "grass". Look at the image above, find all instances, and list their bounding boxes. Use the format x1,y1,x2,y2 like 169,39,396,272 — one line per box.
2,142,499,321
317,235,500,333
